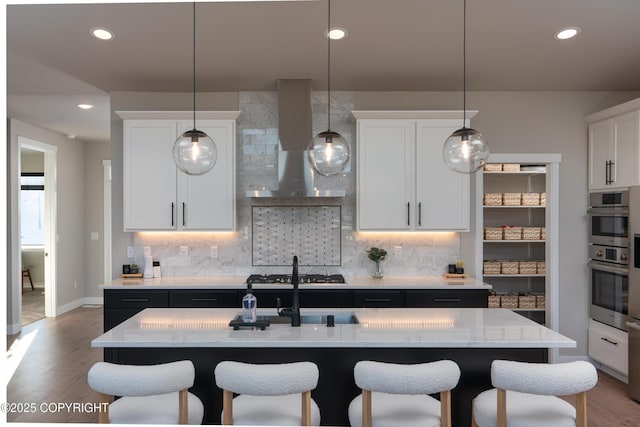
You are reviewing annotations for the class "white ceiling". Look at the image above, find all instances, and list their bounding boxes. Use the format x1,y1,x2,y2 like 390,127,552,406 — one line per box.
7,0,640,144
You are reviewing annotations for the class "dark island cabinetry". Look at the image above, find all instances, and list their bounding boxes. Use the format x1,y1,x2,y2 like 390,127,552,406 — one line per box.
103,287,488,331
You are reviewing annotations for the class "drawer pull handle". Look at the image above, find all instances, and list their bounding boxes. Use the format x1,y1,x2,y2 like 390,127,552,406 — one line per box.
122,298,150,302
365,298,392,302
433,298,462,302
601,337,618,346
191,298,219,302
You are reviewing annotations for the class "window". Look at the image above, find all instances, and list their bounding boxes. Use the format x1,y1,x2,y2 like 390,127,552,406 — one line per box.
21,173,45,246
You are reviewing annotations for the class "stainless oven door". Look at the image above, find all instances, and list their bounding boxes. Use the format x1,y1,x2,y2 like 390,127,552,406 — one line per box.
588,208,629,247
590,260,629,330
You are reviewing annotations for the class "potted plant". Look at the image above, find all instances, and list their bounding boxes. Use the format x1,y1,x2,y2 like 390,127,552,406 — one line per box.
129,264,139,274
366,247,387,278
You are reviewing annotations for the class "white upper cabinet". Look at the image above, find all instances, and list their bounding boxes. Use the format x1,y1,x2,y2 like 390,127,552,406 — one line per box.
354,111,472,232
120,111,239,232
587,99,640,191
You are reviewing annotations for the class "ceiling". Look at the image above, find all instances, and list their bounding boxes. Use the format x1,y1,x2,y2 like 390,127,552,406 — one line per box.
7,0,640,144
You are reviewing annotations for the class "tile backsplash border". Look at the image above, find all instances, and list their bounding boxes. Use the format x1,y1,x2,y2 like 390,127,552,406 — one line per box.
133,91,461,277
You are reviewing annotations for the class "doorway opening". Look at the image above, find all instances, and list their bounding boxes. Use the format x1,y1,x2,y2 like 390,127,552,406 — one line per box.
18,137,57,324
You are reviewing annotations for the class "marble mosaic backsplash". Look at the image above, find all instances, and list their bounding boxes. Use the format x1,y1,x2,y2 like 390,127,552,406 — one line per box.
132,91,461,277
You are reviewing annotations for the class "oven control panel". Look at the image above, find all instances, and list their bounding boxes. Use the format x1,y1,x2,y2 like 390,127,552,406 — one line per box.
590,244,629,266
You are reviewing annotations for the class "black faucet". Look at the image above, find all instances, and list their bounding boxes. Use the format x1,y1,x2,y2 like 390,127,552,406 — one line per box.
277,255,301,327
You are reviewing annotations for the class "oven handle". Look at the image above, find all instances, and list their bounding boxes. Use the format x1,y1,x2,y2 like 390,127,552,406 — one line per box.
587,207,629,216
588,261,629,275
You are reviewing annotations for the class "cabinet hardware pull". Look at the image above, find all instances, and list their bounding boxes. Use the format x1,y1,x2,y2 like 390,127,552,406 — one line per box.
122,298,150,302
182,202,186,227
433,298,462,302
601,337,618,345
407,202,410,226
192,298,219,302
171,202,175,226
365,298,392,302
418,202,422,227
609,161,615,185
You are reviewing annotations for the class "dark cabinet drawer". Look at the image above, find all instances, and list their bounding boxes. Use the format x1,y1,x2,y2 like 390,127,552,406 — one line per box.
353,290,404,307
104,290,169,308
252,290,293,308
404,290,488,308
300,290,353,308
170,290,239,308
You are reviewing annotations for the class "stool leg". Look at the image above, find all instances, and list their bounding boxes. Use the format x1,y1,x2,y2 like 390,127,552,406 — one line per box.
27,269,34,290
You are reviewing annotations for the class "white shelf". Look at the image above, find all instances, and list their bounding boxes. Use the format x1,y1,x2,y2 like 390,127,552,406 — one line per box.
483,274,545,278
483,240,546,243
483,171,546,175
483,205,546,208
512,308,546,312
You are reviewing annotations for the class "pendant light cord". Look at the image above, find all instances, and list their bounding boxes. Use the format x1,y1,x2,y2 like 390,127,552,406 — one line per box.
327,0,332,131
462,0,466,128
192,1,196,130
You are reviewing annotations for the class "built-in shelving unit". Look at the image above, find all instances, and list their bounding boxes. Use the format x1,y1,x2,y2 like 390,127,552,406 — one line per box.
475,154,561,358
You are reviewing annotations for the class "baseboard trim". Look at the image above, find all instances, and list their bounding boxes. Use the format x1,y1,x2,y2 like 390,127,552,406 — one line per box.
7,322,22,335
589,358,629,383
83,296,103,306
56,298,85,316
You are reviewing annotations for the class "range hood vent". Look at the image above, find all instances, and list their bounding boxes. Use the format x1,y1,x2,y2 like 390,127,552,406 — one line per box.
245,79,345,198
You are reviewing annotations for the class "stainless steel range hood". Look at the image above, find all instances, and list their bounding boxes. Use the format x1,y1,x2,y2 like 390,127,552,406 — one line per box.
245,79,345,198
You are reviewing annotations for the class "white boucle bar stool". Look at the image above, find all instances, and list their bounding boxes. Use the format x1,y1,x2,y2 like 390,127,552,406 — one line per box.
214,361,321,426
348,360,461,427
87,360,204,424
472,360,598,427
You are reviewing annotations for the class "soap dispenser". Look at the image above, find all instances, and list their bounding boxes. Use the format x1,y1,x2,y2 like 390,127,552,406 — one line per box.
242,284,257,323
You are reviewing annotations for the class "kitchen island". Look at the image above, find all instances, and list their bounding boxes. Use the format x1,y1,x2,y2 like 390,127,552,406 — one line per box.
92,307,573,426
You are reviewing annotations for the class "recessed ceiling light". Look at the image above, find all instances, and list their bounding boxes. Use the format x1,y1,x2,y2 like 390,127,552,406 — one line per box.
91,27,114,40
326,27,347,40
77,104,94,110
554,27,580,40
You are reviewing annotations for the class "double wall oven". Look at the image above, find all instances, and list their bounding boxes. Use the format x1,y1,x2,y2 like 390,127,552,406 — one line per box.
588,190,630,331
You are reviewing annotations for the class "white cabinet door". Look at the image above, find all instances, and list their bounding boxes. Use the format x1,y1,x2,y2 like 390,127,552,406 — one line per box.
357,120,415,230
178,120,236,230
588,119,612,191
589,111,640,190
415,120,469,231
612,111,640,189
123,120,177,230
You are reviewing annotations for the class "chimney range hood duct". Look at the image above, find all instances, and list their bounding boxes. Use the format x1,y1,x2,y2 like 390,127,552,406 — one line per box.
245,79,345,198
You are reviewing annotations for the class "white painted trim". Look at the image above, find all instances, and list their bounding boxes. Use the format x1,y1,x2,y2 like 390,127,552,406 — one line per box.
6,323,21,336
351,110,478,120
115,110,241,120
585,97,640,123
103,160,112,283
83,297,104,306
56,298,85,317
17,137,58,320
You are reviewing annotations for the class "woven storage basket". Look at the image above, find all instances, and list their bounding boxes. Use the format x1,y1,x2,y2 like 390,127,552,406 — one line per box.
522,227,541,240
536,261,546,274
503,193,522,206
541,227,546,240
488,293,500,308
500,294,519,308
484,163,502,172
484,193,503,206
484,227,503,240
518,294,537,309
503,226,522,240
533,293,546,308
519,261,538,275
502,163,520,172
540,193,546,206
501,261,519,275
483,261,501,275
522,193,540,206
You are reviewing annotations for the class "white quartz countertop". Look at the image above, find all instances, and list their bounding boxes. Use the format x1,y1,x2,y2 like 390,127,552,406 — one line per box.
91,308,574,349
99,275,491,290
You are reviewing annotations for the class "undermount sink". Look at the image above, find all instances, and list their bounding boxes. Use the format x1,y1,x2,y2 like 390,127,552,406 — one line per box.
233,313,359,325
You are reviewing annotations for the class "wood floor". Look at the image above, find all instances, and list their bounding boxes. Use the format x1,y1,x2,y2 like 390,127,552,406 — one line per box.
6,305,640,425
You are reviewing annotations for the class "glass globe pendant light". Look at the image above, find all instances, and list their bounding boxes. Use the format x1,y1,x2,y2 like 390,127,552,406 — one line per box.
307,0,350,177
173,2,217,176
443,0,489,174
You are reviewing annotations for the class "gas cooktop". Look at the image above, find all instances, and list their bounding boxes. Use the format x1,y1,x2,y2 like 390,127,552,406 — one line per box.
246,274,346,285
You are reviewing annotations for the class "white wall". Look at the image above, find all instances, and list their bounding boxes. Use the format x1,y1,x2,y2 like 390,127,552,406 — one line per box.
7,119,87,331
